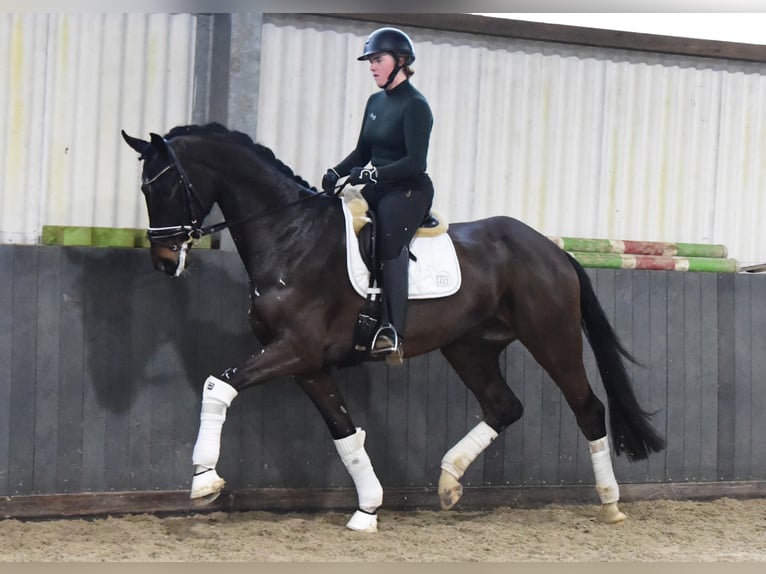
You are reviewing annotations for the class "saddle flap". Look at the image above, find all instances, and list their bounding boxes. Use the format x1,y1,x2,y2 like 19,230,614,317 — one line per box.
357,217,375,273
341,199,461,300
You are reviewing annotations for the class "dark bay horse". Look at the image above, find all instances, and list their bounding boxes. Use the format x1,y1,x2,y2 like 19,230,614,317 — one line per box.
122,123,664,532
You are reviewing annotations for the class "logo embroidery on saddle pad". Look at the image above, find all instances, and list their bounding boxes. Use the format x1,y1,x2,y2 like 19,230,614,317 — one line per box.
341,195,462,300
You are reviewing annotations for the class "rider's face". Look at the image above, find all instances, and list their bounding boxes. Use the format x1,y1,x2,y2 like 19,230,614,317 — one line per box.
368,53,399,89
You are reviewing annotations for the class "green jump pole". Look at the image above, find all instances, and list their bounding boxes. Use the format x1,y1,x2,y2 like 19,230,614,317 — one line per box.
568,251,739,273
549,237,728,259
40,225,213,249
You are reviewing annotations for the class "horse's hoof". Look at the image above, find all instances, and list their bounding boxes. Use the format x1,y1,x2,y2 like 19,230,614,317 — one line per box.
438,470,463,510
191,491,222,506
346,510,378,532
597,502,627,524
190,468,225,501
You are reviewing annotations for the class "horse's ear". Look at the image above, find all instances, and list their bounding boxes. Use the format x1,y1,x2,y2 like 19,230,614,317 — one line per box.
121,130,150,156
149,132,171,161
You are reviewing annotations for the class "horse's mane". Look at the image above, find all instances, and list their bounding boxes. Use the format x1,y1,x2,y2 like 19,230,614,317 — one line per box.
164,122,316,191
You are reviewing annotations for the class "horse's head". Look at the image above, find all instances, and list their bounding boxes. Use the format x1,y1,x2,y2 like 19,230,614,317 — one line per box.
122,129,215,276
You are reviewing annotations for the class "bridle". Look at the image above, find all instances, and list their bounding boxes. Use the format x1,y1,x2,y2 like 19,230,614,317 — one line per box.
142,138,206,252
142,137,347,253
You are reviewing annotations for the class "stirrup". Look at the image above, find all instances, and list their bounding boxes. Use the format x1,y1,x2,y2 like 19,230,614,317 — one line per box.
370,324,399,356
371,324,404,365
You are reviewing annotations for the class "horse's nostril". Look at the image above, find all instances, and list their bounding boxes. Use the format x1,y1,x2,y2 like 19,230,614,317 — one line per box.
155,257,178,276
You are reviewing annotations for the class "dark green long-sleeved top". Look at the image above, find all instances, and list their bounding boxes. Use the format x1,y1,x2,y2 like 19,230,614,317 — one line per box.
334,80,433,183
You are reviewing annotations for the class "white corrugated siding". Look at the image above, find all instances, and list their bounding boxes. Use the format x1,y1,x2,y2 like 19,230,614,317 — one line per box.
0,13,196,243
3,14,763,264
256,16,765,264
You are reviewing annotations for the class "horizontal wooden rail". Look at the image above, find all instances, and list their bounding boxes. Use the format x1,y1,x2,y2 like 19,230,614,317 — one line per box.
567,252,739,273
2,482,764,520
548,236,728,259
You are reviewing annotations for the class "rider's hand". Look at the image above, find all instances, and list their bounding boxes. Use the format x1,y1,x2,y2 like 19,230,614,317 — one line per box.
349,166,378,186
321,168,340,193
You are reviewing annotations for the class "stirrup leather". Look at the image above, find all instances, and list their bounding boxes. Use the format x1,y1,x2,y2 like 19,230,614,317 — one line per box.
370,323,399,356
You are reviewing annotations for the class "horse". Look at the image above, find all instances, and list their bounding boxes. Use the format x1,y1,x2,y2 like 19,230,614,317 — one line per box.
121,122,665,532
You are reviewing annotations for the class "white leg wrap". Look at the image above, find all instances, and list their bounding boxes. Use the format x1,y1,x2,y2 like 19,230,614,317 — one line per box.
441,421,499,480
589,436,620,504
191,376,238,470
334,428,383,514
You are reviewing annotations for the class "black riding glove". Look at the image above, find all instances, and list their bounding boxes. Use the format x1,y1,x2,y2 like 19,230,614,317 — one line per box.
321,168,340,193
349,166,378,186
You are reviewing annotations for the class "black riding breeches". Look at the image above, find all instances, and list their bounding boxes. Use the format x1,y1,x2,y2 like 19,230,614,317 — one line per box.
362,175,434,261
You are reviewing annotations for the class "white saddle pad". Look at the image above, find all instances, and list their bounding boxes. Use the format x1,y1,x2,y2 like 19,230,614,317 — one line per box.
342,200,462,300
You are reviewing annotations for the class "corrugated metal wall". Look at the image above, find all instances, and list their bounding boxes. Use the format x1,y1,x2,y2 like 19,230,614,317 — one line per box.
1,245,764,498
255,14,766,265
2,12,764,265
0,13,196,244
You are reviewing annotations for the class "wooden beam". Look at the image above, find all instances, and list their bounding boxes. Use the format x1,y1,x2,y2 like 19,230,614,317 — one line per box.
2,481,764,519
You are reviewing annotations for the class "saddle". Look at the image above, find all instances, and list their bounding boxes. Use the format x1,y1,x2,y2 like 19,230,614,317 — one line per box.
345,189,448,273
341,190,451,364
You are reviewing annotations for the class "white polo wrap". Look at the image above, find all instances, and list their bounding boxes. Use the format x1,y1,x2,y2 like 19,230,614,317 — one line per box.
334,428,383,513
589,435,620,504
440,421,498,480
191,376,238,470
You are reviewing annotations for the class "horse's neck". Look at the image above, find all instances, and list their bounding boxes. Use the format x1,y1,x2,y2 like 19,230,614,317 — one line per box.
193,142,326,280
216,176,317,279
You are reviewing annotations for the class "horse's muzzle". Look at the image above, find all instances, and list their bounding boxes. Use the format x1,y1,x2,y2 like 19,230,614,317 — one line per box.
151,243,188,276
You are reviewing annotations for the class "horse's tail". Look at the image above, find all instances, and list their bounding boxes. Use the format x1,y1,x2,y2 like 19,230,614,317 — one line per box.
565,252,666,461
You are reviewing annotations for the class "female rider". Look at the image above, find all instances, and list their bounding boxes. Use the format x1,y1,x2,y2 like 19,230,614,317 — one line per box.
322,27,435,362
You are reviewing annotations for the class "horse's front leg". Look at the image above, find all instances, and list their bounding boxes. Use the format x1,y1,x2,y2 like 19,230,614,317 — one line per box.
189,374,238,501
189,339,315,504
296,371,383,532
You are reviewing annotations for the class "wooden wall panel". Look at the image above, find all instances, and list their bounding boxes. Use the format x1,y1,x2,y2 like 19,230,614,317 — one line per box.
0,245,764,502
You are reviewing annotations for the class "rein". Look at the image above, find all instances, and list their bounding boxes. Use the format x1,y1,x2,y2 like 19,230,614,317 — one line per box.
195,182,347,239
145,138,349,250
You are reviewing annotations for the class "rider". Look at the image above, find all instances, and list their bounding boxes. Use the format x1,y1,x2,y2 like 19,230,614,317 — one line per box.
322,27,435,361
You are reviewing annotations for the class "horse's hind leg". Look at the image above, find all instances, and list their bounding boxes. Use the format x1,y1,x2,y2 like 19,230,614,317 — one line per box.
521,326,626,524
438,340,524,510
553,367,626,524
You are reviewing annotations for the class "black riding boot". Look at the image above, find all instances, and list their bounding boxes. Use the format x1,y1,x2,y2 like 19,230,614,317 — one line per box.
371,246,410,364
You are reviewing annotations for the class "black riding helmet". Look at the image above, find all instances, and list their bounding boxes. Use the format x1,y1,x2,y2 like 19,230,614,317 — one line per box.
357,27,415,89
